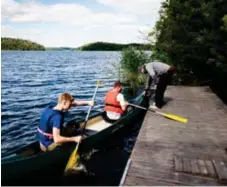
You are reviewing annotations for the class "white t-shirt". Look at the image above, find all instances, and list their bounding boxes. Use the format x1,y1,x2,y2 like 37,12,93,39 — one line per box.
106,93,126,120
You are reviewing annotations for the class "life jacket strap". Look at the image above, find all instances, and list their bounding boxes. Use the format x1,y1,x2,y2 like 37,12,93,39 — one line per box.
105,103,122,108
37,127,53,139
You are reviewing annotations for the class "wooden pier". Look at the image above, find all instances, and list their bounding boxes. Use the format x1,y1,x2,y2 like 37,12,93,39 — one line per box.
120,86,227,186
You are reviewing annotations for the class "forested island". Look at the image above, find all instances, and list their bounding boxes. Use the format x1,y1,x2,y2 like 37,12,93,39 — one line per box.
76,42,151,51
1,37,45,50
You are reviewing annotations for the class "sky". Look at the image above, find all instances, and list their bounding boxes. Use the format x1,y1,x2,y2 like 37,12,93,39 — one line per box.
1,0,163,47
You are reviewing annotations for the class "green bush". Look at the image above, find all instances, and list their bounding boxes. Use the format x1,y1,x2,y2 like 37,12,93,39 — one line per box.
119,47,150,93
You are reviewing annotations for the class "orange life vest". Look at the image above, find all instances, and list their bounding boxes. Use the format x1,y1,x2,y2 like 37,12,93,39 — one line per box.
104,90,124,114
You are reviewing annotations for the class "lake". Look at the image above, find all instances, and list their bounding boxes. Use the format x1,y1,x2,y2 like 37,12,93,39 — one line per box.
1,51,146,185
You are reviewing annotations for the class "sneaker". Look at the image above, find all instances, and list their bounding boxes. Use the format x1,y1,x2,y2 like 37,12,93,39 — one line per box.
150,103,158,110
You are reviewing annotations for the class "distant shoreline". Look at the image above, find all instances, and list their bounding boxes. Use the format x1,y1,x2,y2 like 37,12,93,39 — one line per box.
46,42,151,51
1,37,151,51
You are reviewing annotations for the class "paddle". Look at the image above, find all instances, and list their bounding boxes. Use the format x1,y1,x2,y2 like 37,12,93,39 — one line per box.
128,103,188,124
64,81,101,173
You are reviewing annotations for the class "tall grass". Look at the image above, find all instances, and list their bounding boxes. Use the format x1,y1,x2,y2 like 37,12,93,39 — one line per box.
119,47,150,94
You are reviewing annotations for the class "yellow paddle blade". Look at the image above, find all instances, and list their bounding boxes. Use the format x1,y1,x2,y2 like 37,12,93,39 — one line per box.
163,113,188,123
97,81,102,86
64,144,79,172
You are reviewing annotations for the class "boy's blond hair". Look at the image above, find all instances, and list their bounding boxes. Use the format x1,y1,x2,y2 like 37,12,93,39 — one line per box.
58,93,73,104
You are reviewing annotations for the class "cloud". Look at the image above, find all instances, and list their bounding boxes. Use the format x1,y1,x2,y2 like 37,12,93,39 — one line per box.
1,0,136,26
97,0,163,16
1,25,43,38
1,25,45,44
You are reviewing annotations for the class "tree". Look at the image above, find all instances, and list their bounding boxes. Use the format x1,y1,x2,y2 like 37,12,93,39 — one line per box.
150,0,227,100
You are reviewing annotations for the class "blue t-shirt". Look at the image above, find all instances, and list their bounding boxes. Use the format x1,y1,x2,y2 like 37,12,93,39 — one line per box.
37,107,64,147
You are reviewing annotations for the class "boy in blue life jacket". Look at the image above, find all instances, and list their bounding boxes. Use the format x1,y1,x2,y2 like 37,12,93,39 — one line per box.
37,92,94,152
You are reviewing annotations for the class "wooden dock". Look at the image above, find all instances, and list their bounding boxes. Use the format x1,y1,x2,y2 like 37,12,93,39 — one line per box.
120,86,227,186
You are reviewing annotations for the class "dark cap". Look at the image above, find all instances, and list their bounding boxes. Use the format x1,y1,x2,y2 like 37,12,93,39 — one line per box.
139,64,147,73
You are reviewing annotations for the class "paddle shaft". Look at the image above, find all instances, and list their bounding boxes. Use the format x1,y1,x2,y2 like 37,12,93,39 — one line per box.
128,103,163,115
128,103,188,123
64,82,100,172
80,83,100,138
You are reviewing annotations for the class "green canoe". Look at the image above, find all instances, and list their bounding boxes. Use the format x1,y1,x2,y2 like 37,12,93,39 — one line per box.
1,91,151,185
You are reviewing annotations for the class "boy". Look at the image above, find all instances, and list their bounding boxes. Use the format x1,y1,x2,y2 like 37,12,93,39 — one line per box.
104,81,128,122
37,93,94,152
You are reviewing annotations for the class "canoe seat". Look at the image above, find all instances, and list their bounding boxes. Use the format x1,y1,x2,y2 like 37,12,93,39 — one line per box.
86,120,112,132
63,113,113,136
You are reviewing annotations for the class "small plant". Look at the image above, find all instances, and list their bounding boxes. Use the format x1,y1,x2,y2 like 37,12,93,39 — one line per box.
119,47,150,94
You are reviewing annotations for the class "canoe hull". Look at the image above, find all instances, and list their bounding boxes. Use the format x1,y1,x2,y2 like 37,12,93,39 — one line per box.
1,143,75,185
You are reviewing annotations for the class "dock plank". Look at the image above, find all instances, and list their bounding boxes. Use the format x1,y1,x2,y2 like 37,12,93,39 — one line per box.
191,159,200,175
198,159,208,176
183,158,191,173
174,156,183,172
212,159,227,181
205,160,216,178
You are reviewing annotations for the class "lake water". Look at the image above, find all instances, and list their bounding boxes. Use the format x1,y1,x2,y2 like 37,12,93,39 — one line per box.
1,51,146,185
